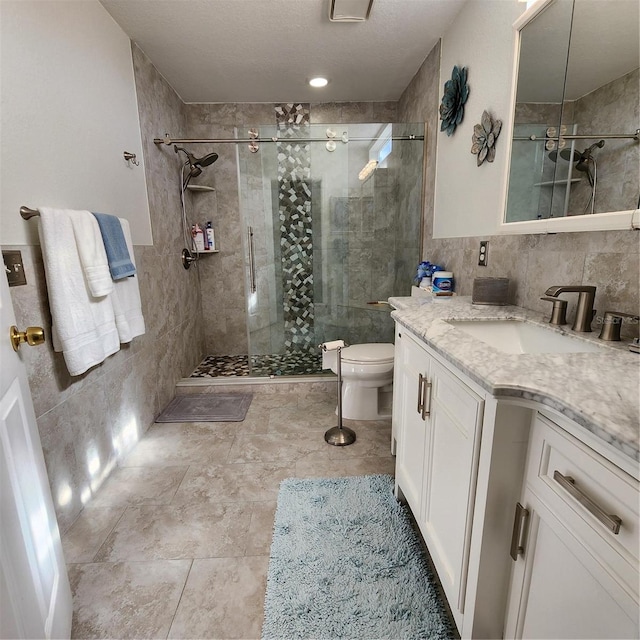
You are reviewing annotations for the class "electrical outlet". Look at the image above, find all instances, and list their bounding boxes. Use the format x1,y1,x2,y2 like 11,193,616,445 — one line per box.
3,250,27,286
478,241,489,266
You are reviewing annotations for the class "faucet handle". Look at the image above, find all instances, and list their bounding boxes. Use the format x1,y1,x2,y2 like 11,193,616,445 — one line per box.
598,311,640,341
540,296,568,326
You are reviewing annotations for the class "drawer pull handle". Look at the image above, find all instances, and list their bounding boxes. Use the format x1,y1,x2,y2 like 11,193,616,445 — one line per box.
553,471,622,535
510,502,529,561
417,373,424,415
421,379,432,419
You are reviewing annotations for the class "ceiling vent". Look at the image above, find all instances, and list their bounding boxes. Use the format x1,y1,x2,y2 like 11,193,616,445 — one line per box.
328,0,374,22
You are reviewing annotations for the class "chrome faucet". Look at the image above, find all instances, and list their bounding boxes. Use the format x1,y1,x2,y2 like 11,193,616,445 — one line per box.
544,285,597,332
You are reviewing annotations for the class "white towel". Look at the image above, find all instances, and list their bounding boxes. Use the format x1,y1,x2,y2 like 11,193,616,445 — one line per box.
38,208,120,376
111,218,145,343
66,210,113,297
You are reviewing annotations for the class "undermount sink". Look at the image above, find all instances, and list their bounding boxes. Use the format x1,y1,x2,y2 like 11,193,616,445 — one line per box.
447,320,602,354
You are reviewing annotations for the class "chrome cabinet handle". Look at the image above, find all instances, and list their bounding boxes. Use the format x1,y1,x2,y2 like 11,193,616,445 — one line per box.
247,226,257,294
421,378,432,419
417,373,425,415
553,470,622,534
510,502,530,561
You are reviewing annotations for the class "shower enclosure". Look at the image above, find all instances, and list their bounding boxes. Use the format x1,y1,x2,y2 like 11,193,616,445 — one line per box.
235,121,425,377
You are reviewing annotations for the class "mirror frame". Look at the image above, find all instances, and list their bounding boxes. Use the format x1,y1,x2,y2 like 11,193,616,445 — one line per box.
498,0,640,235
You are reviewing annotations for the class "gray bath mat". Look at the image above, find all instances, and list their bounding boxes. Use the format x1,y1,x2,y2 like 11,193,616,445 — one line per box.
156,393,253,422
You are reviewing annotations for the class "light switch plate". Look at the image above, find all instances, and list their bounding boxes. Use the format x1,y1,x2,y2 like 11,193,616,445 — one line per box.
3,250,27,286
478,241,489,266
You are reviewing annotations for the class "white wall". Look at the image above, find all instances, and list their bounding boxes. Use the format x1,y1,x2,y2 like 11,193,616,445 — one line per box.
0,1,152,246
433,0,525,238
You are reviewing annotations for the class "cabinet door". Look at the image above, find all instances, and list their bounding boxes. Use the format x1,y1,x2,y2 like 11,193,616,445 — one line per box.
391,326,404,455
395,333,431,518
419,359,483,624
505,490,639,639
505,414,639,639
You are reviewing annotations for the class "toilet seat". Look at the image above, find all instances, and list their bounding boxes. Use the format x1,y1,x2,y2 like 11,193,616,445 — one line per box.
341,343,394,364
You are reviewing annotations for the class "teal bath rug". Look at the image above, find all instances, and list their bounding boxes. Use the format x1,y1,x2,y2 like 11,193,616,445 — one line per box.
262,474,455,640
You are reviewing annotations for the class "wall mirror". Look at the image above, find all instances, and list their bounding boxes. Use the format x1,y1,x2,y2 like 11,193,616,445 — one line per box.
502,0,639,233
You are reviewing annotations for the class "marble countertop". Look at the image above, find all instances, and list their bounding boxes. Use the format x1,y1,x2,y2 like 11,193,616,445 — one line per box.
389,296,640,462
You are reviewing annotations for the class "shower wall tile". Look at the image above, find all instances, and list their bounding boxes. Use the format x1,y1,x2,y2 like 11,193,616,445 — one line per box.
236,103,277,125
372,101,399,122
310,102,398,124
309,102,342,124
398,40,639,341
184,102,237,125
184,118,249,355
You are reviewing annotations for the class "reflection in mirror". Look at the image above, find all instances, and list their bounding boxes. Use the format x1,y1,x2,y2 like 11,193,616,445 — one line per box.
505,0,639,224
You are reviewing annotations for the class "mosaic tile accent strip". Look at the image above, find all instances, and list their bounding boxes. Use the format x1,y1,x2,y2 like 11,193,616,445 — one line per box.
190,351,324,378
275,103,314,351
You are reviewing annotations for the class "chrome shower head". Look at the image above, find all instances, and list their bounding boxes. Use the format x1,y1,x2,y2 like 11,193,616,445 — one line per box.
196,152,218,168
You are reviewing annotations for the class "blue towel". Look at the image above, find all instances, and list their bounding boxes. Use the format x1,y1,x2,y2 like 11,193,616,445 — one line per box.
92,213,136,280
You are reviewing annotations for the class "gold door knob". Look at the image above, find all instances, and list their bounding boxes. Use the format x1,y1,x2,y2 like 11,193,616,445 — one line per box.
10,326,45,352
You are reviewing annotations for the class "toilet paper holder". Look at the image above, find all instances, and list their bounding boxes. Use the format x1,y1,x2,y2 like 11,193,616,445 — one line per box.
320,341,356,446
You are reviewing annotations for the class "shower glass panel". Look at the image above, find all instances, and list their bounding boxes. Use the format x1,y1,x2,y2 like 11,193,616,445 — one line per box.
236,122,424,377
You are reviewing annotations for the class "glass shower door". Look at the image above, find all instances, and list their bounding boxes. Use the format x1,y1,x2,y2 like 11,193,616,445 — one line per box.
236,121,424,377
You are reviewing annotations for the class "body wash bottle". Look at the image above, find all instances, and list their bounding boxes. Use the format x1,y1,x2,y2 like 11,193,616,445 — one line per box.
206,221,215,251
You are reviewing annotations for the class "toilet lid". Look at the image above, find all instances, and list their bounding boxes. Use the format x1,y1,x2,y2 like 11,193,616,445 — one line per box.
341,343,394,364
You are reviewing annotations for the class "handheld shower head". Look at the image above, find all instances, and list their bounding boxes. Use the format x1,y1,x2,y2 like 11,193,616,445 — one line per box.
575,140,604,182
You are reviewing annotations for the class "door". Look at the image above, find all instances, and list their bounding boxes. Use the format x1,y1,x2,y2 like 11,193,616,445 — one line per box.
0,271,72,639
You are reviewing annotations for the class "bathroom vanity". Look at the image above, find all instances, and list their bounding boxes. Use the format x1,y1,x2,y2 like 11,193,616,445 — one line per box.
389,296,639,639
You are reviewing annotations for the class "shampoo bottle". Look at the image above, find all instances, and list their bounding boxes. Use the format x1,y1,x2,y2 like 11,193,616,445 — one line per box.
206,221,215,251
193,223,205,252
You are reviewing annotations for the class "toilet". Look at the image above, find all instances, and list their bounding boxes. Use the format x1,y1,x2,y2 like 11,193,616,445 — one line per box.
327,343,395,420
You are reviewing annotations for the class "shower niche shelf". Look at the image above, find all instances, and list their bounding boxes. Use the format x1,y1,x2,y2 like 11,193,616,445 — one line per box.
186,185,215,192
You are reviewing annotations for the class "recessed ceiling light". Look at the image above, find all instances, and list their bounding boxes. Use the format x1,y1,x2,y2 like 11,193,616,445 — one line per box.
309,77,329,88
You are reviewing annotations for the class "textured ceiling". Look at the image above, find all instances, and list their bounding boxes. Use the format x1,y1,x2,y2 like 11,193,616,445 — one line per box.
99,0,467,103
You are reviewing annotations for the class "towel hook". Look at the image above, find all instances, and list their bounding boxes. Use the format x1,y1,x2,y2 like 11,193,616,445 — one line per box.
123,151,139,166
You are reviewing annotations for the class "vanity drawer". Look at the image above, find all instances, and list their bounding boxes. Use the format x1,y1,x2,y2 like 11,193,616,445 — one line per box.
526,413,639,598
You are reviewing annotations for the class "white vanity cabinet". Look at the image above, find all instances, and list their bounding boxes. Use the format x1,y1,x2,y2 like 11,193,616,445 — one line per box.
504,413,640,639
394,328,484,630
392,318,639,639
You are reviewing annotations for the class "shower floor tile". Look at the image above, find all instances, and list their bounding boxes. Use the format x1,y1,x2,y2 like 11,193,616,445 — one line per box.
190,351,324,378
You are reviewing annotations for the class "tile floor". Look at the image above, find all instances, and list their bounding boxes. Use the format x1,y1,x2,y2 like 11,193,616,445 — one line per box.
62,386,395,639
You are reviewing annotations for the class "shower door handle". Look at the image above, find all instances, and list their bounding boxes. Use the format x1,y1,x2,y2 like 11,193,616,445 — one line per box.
247,226,257,294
